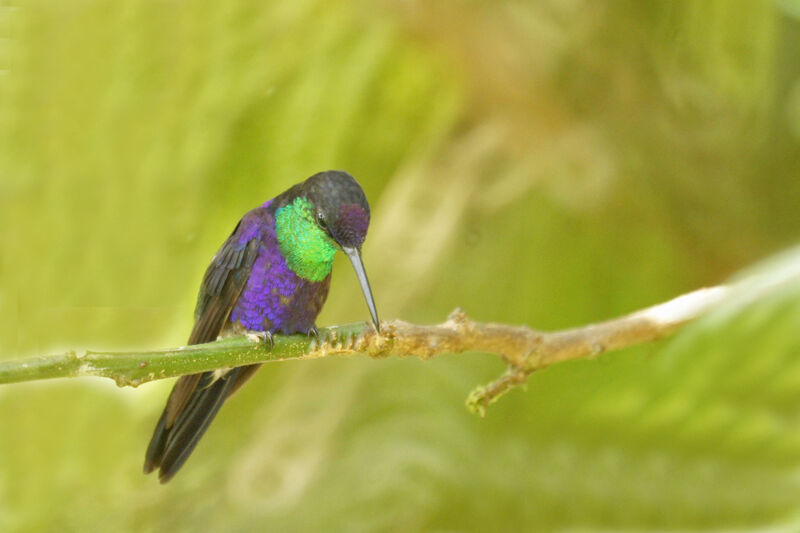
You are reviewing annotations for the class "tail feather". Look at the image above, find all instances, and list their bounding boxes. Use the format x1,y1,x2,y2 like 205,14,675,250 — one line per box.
144,368,241,483
143,409,169,474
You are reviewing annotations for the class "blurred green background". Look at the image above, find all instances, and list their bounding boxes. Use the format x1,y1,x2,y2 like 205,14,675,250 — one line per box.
2,0,800,531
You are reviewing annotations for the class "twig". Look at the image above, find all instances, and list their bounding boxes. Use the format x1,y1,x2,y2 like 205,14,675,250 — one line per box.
0,286,729,415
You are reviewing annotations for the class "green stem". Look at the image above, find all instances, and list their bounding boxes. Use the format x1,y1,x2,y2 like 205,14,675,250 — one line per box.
0,323,369,388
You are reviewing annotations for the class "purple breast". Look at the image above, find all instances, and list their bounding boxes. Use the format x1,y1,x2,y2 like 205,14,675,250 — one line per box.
230,208,331,334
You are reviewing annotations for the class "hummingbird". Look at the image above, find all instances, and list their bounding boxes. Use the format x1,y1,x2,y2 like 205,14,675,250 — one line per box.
143,170,380,483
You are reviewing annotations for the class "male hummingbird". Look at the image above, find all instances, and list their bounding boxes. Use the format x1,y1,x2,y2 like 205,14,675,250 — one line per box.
143,170,379,483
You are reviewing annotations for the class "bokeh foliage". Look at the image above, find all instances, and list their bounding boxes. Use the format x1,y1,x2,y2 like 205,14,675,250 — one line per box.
1,1,800,531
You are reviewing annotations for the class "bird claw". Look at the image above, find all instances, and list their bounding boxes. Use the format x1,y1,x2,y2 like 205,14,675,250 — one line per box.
307,326,334,349
246,330,274,350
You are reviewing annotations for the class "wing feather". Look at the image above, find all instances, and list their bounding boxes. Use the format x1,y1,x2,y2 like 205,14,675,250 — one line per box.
165,223,261,426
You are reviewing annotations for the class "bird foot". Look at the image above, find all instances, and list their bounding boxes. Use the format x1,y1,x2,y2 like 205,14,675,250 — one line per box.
246,330,274,350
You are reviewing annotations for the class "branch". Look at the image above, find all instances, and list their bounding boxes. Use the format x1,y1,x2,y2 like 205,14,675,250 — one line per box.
0,286,728,415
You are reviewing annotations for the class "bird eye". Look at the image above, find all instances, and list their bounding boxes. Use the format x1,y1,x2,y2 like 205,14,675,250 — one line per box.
316,211,328,230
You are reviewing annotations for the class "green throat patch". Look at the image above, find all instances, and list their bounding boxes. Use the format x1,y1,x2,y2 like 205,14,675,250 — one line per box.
275,197,337,281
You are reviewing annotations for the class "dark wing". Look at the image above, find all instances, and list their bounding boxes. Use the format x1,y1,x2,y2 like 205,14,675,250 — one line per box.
144,214,264,481
165,225,261,424
188,222,262,345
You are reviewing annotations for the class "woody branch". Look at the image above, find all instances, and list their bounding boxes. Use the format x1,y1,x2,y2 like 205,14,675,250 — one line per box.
0,286,728,415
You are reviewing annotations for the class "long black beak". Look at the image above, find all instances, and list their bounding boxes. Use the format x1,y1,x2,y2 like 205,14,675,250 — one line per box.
343,246,380,333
